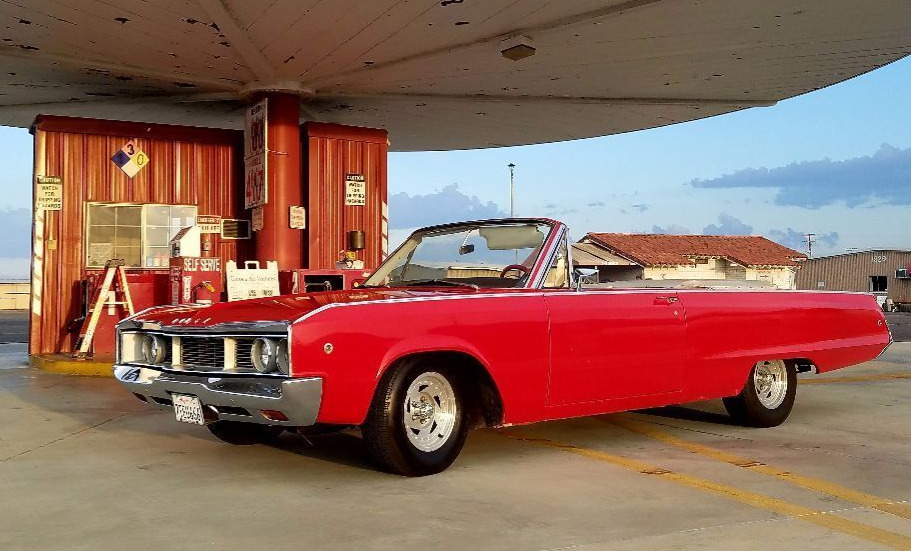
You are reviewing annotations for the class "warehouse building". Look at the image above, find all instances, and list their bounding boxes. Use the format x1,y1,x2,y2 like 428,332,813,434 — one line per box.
795,250,911,310
577,233,806,290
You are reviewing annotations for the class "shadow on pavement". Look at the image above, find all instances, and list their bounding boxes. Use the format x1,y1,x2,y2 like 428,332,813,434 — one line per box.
634,403,738,426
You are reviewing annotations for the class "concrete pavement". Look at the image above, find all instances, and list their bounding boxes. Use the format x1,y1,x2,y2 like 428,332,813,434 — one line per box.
0,343,909,550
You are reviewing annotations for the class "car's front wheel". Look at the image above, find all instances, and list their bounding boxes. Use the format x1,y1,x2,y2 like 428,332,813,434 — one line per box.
362,362,469,476
723,360,796,427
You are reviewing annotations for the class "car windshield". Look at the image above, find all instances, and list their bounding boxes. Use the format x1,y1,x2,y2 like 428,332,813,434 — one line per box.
364,221,553,289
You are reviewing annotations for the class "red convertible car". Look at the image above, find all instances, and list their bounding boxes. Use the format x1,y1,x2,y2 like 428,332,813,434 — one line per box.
114,218,891,476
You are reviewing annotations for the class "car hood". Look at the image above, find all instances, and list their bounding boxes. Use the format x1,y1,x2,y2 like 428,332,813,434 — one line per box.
127,287,492,329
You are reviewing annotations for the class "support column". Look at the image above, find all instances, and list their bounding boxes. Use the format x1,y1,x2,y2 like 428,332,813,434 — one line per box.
255,93,302,269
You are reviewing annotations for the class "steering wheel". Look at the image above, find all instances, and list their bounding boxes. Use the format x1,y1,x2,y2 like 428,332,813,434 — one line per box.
499,264,530,278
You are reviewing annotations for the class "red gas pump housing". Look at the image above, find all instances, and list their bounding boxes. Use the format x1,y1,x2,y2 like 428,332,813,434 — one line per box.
279,269,371,294
81,270,170,356
169,257,224,305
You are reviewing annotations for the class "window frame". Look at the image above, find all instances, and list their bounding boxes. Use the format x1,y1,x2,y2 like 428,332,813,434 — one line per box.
542,235,571,289
869,275,888,293
84,202,199,269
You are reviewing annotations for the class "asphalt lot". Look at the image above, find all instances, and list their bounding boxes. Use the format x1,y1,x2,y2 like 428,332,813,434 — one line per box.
0,310,28,344
886,312,911,342
0,315,910,549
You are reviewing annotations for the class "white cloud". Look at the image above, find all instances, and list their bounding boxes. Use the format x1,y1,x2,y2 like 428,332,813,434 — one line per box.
702,213,753,235
389,184,506,229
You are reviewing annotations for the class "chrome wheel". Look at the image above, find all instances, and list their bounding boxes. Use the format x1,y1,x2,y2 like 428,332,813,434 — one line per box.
403,371,457,453
753,360,788,409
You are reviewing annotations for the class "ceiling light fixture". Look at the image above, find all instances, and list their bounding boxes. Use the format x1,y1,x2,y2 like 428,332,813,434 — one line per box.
500,35,536,61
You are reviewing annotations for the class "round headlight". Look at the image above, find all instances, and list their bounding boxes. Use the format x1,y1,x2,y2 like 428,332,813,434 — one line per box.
141,334,168,364
251,338,278,373
276,339,289,375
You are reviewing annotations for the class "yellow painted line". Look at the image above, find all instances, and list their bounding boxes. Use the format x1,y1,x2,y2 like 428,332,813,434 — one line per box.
606,416,911,522
499,431,911,550
801,373,911,385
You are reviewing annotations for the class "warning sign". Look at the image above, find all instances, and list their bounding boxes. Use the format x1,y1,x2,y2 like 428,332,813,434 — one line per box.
196,215,222,234
36,175,62,210
251,206,264,232
345,174,366,206
111,140,150,178
289,206,306,229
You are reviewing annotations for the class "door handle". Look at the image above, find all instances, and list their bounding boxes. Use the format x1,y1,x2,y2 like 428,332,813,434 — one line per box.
653,296,679,305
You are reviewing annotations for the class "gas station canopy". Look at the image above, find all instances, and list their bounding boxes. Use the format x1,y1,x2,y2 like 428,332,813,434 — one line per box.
2,0,910,151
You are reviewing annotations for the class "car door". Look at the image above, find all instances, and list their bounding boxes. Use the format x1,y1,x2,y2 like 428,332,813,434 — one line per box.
544,289,686,405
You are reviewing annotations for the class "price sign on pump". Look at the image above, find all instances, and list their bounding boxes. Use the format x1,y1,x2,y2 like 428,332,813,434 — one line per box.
244,100,268,209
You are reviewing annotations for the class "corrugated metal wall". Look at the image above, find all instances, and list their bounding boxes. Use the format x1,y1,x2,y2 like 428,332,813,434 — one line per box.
304,123,388,270
795,251,911,303
30,116,248,355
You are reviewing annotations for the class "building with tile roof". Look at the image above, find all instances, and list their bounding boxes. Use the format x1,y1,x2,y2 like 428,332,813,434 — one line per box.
577,233,807,289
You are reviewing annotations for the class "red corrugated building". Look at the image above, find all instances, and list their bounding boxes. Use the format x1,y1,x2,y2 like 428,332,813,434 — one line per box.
29,111,388,359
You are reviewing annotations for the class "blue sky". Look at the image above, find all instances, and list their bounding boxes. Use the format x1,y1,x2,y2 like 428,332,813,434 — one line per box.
1,57,910,277
388,57,911,254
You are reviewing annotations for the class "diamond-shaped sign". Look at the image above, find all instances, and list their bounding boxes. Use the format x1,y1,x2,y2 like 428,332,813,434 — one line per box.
111,140,149,178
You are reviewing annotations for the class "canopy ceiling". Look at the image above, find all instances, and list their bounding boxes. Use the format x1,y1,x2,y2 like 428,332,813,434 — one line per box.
1,0,910,150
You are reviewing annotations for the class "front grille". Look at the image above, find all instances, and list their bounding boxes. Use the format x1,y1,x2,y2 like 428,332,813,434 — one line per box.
179,337,225,371
234,338,256,371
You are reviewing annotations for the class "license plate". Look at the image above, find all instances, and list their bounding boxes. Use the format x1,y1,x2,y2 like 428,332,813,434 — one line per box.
172,394,205,425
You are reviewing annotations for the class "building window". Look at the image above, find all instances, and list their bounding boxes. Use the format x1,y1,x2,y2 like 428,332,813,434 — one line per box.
86,203,198,268
870,275,888,292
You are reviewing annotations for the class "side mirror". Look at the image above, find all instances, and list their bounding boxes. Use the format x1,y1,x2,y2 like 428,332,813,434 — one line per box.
573,268,598,291
458,244,475,255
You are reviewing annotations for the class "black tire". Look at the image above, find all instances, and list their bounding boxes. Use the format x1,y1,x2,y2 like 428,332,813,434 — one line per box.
723,360,797,428
207,421,284,445
362,361,469,476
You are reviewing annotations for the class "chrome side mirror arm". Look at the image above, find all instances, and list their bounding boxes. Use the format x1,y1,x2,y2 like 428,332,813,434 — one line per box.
573,268,598,291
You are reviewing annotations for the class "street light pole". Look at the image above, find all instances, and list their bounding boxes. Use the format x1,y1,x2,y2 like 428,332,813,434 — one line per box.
508,163,517,263
508,163,516,218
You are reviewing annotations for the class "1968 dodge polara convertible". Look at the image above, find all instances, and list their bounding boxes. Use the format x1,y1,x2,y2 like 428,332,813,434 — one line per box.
115,218,891,476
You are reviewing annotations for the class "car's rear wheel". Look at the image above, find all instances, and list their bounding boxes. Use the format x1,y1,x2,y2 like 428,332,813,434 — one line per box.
207,421,284,445
723,360,796,427
362,361,468,476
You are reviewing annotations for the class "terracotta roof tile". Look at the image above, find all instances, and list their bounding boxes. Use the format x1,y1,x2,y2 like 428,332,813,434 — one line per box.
584,233,806,267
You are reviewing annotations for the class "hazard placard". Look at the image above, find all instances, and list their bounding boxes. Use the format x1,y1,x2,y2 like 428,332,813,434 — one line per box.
111,140,150,178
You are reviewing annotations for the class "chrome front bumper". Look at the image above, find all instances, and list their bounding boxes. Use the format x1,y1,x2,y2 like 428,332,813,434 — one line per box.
113,365,322,427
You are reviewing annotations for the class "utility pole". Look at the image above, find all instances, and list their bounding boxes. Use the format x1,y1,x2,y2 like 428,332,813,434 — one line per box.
805,233,816,257
508,163,516,218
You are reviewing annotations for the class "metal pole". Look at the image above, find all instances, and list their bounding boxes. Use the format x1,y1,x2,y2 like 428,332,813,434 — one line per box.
508,163,515,218
508,163,517,264
805,233,816,257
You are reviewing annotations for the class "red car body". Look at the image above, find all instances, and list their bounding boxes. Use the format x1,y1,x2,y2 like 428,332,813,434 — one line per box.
117,219,891,429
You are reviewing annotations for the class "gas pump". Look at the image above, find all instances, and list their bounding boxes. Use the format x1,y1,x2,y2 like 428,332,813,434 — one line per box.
169,225,224,304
